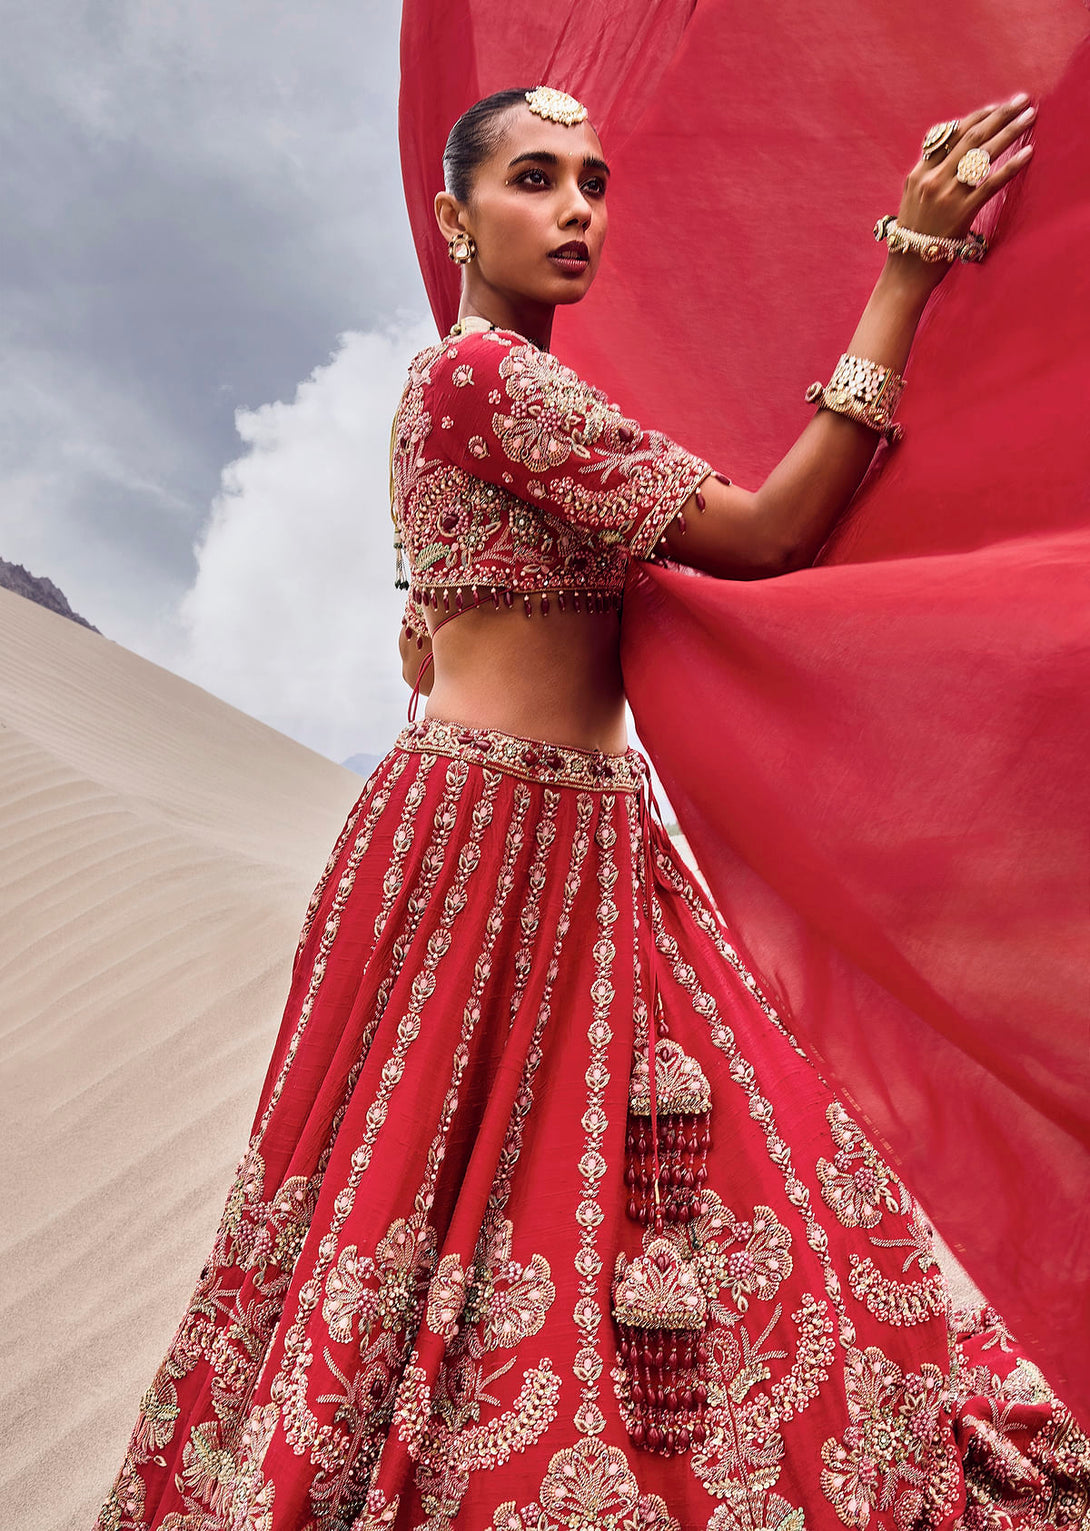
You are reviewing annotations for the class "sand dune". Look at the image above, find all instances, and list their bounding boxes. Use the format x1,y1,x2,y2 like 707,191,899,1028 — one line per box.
0,586,981,1531
0,588,362,1530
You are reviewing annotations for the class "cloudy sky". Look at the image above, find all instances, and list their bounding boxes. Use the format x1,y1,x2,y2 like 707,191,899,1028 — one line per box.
2,0,435,761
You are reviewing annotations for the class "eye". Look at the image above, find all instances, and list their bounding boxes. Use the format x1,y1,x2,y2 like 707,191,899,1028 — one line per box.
515,167,550,187
582,176,607,197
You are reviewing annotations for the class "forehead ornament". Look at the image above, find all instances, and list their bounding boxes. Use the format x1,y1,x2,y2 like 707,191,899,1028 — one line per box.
524,85,587,127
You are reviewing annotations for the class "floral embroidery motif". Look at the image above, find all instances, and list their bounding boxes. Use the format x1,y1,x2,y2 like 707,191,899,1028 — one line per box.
819,1345,957,1527
425,1218,556,1350
323,1215,439,1342
390,329,711,606
817,1106,949,1330
708,1496,806,1531
846,1204,945,1330
200,1398,279,1530
354,1487,402,1530
945,1314,1090,1526
688,1195,795,1316
267,766,494,1502
491,344,629,471
816,1104,908,1231
490,1437,681,1531
133,1372,180,1453
394,1350,562,1525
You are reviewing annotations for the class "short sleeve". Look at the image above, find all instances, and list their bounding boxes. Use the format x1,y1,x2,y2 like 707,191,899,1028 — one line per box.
427,329,712,560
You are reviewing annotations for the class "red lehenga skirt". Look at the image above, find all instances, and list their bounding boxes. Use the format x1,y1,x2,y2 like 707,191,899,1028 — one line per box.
96,718,1088,1531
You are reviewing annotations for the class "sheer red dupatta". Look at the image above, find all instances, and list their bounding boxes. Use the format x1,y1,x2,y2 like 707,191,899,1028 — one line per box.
398,3,1090,1421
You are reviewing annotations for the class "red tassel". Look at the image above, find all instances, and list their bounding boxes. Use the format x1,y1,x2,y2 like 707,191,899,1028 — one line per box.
612,1240,709,1457
624,1039,712,1226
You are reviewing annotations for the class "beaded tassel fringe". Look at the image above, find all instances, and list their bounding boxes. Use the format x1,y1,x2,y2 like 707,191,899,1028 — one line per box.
625,1038,712,1227
614,1239,710,1455
613,992,714,1456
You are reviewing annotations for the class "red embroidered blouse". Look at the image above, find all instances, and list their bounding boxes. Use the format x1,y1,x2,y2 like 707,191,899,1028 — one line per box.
392,327,713,628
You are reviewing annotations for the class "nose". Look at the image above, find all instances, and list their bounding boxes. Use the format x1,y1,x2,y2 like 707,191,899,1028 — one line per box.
560,183,593,231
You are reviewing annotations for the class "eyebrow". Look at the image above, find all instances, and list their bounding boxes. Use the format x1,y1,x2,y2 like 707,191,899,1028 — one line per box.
506,150,611,176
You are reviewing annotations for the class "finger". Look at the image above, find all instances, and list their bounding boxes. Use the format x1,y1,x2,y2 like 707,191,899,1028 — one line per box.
967,142,1034,205
982,103,1036,161
952,94,1032,157
930,104,992,160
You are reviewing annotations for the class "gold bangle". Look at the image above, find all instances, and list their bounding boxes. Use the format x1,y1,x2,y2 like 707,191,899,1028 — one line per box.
874,213,988,265
805,353,905,444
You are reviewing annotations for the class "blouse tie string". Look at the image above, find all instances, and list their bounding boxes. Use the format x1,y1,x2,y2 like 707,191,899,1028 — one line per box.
406,607,462,722
636,753,669,1233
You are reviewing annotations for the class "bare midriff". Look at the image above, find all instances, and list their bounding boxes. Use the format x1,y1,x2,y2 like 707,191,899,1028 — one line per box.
420,589,628,754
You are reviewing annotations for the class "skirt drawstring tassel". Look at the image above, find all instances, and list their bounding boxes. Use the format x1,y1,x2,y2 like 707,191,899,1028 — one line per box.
613,761,713,1456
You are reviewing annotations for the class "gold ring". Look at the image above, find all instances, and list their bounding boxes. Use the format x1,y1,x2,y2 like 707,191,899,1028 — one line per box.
955,147,992,188
921,119,959,160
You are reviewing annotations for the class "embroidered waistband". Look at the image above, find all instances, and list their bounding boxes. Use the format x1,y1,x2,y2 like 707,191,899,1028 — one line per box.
395,717,644,793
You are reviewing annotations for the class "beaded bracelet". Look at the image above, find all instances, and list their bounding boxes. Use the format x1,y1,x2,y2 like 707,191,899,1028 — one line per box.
805,353,906,444
874,214,988,265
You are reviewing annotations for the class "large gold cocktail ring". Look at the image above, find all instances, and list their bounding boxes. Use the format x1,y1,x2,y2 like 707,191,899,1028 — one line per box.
921,119,959,160
955,147,992,188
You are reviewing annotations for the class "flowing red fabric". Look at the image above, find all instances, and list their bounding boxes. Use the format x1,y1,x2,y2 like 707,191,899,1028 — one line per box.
398,1,1090,1422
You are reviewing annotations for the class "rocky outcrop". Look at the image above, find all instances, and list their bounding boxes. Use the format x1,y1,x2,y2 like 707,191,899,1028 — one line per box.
0,557,100,633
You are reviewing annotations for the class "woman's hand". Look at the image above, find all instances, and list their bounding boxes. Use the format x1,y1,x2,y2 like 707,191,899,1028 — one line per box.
659,92,1040,581
892,93,1036,287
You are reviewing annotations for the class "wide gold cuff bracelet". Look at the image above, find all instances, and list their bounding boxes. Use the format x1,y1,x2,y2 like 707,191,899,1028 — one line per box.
805,353,906,444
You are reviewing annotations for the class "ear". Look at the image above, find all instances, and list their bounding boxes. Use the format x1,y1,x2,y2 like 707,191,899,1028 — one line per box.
434,190,472,244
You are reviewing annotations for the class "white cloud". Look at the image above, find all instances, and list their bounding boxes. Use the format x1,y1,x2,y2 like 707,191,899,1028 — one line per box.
2,0,425,671
179,314,436,762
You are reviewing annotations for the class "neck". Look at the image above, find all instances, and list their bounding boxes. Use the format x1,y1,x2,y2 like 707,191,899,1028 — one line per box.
457,283,554,351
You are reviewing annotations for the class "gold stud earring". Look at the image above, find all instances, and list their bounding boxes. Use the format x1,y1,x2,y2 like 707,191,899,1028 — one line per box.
448,233,477,265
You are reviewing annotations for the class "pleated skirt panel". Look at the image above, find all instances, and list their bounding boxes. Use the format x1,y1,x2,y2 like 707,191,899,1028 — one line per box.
95,719,1088,1531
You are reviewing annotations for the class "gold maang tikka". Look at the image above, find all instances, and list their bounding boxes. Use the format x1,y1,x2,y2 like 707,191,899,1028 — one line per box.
524,85,587,126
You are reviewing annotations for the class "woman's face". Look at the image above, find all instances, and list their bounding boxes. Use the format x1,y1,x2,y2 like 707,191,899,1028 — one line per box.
454,105,609,307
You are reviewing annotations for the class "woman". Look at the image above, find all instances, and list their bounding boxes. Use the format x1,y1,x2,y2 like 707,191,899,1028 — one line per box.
96,86,1087,1531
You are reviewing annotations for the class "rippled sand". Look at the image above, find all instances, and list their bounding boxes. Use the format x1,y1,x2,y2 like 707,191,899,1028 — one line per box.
0,588,360,1529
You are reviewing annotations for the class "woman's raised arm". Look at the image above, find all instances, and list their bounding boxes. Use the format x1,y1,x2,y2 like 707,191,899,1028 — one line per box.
662,94,1036,581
